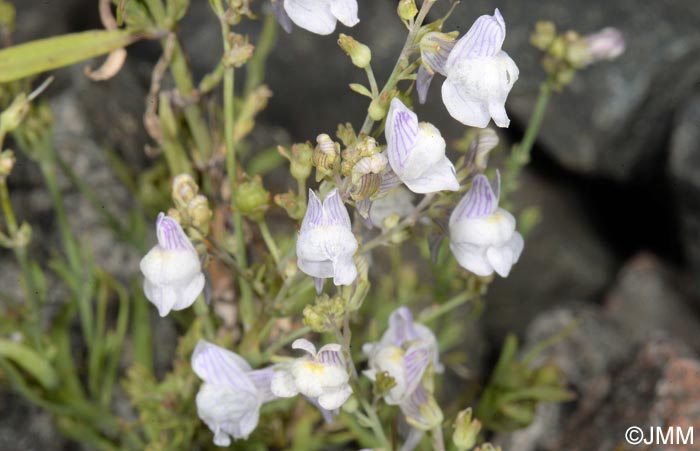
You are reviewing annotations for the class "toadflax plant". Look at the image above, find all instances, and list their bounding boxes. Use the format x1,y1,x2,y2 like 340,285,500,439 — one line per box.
0,0,624,450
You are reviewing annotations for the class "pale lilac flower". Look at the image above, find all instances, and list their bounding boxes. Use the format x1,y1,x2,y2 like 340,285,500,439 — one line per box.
271,338,352,410
417,32,457,104
369,187,415,229
584,27,625,62
442,9,519,128
363,307,443,436
385,98,460,194
449,173,523,277
139,213,205,317
279,0,359,35
192,340,278,446
297,189,358,286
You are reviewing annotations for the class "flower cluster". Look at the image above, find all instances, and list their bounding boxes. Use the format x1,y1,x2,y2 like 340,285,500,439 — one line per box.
192,338,352,446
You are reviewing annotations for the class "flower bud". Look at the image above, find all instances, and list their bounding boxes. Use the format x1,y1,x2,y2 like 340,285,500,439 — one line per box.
0,94,29,137
279,144,314,182
188,194,213,229
172,174,198,207
338,34,372,69
584,27,625,62
14,221,32,248
234,176,270,221
453,408,482,451
397,0,418,21
0,150,16,178
274,190,305,220
224,33,255,68
530,21,556,51
368,98,386,121
314,134,338,180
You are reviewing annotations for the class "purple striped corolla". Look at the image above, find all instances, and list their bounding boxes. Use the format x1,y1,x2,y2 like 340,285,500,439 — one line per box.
449,173,523,277
192,340,278,446
271,338,353,410
385,98,460,194
441,9,519,128
273,0,359,35
139,213,205,317
296,189,358,287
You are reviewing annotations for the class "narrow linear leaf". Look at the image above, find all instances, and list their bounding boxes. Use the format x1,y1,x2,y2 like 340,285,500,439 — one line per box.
349,83,373,98
0,29,140,82
0,338,58,389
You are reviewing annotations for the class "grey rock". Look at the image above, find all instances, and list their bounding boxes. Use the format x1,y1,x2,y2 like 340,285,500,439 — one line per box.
483,168,617,340
669,92,700,277
0,392,73,451
445,0,700,180
604,253,700,350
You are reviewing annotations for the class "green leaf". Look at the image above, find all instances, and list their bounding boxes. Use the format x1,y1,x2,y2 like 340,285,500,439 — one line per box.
0,338,58,389
0,30,140,82
349,83,373,98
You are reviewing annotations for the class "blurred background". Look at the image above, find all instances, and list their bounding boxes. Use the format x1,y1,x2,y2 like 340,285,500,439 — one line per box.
2,0,699,449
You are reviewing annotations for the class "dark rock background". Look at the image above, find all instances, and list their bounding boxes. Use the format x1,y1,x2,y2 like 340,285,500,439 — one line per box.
3,0,700,450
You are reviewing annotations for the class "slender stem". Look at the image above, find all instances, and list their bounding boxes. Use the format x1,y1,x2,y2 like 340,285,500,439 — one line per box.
418,291,472,324
365,65,379,98
359,0,436,135
518,81,552,160
261,326,311,360
217,6,256,331
0,179,41,348
145,0,212,162
40,160,81,273
257,219,281,265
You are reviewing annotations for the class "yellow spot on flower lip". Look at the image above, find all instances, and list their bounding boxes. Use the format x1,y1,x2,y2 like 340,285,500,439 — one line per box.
302,361,326,374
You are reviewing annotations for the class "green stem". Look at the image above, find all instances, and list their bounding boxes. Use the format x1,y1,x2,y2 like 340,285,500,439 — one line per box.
40,160,81,273
218,6,255,331
365,65,379,97
244,12,277,96
0,182,38,337
261,326,311,360
418,291,472,324
257,219,281,265
517,81,552,159
359,0,436,135
145,0,212,162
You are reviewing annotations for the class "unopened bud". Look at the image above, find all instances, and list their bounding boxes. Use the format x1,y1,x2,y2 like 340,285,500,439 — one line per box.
530,21,556,50
172,173,198,207
224,33,254,68
188,195,213,229
280,143,314,182
338,34,372,69
0,150,16,178
314,133,338,177
584,27,625,62
368,98,386,121
0,94,29,137
397,0,418,21
453,408,482,451
235,176,270,220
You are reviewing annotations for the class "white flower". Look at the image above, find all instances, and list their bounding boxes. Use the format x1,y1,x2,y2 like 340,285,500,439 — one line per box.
441,9,519,128
297,189,358,286
139,213,205,317
280,0,359,35
385,98,460,194
192,340,278,446
369,186,415,228
449,173,524,277
363,307,444,439
271,338,352,410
